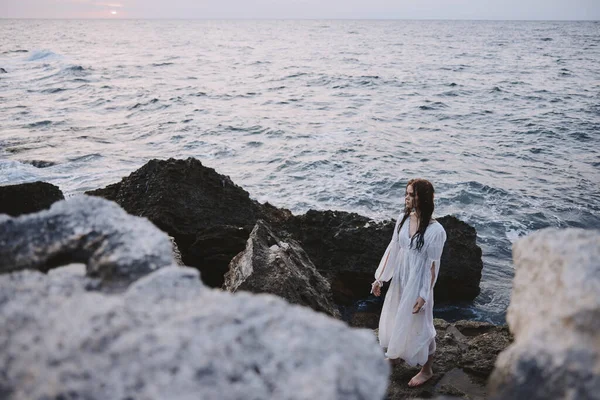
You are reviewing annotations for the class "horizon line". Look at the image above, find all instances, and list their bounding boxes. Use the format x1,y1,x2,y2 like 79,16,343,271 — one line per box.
1,17,599,21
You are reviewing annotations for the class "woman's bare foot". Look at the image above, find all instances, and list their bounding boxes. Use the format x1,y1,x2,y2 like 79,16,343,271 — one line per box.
408,368,433,387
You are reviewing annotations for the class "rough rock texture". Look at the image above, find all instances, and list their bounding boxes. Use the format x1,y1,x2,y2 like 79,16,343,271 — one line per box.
350,311,380,330
187,225,251,287
283,210,392,305
488,229,600,400
0,181,64,217
86,158,292,287
285,211,482,304
434,216,482,302
86,158,483,302
0,266,389,400
169,236,185,266
0,195,174,288
224,220,340,318
386,320,512,400
86,158,261,235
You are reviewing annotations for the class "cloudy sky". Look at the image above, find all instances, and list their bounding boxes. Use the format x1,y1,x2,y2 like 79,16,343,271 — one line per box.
2,0,599,20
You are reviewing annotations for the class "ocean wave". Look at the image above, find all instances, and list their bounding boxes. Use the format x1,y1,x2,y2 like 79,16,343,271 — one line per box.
41,88,67,94
24,120,54,128
129,98,161,110
57,65,89,78
418,101,448,110
21,160,57,168
26,49,61,61
285,72,308,79
2,49,28,54
2,19,600,324
68,153,104,163
0,160,43,186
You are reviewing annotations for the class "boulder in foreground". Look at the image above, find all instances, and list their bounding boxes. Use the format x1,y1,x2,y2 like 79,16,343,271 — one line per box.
0,195,174,288
0,266,389,400
488,228,600,399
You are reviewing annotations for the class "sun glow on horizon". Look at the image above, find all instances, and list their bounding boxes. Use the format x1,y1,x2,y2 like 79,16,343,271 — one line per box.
110,10,118,15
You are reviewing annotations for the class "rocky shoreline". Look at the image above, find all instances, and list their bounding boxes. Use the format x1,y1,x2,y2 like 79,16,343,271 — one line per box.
83,158,484,306
1,157,596,399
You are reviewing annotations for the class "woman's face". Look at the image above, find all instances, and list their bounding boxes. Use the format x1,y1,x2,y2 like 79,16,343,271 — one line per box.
405,184,417,211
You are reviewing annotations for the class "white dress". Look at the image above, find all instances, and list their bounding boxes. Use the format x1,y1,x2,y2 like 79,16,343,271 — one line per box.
373,213,447,366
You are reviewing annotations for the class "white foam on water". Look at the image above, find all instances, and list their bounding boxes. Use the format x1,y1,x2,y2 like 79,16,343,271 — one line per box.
0,160,44,186
26,49,62,62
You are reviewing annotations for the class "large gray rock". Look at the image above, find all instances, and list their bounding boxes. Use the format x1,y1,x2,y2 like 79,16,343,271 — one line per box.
489,229,600,399
224,220,340,318
0,195,174,288
0,266,389,400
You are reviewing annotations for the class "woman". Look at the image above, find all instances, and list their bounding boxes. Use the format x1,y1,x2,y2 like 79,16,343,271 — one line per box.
371,178,447,387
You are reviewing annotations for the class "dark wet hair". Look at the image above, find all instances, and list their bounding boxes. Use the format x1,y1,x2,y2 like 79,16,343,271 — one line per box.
397,178,435,251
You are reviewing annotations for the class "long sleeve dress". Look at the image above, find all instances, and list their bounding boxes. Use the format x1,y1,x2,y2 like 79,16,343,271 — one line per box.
373,213,447,366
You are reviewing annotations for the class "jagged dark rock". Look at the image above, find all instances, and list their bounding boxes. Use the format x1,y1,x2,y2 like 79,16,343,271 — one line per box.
86,158,262,235
224,220,340,318
187,225,251,287
85,158,274,286
86,158,483,303
0,181,64,217
435,215,482,302
284,211,483,305
283,209,392,305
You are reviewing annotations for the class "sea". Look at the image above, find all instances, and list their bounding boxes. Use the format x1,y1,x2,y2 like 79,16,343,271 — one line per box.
1,19,599,324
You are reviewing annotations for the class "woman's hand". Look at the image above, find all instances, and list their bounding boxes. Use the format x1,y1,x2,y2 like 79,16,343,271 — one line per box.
412,297,426,314
371,281,382,297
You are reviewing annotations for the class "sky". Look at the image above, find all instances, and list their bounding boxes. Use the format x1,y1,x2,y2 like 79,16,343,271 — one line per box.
2,0,600,20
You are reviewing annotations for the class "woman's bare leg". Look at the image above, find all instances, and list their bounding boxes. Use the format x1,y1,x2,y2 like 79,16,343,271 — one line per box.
408,353,434,387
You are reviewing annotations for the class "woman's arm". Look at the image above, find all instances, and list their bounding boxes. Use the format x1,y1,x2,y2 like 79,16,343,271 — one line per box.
372,213,403,295
371,250,391,296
